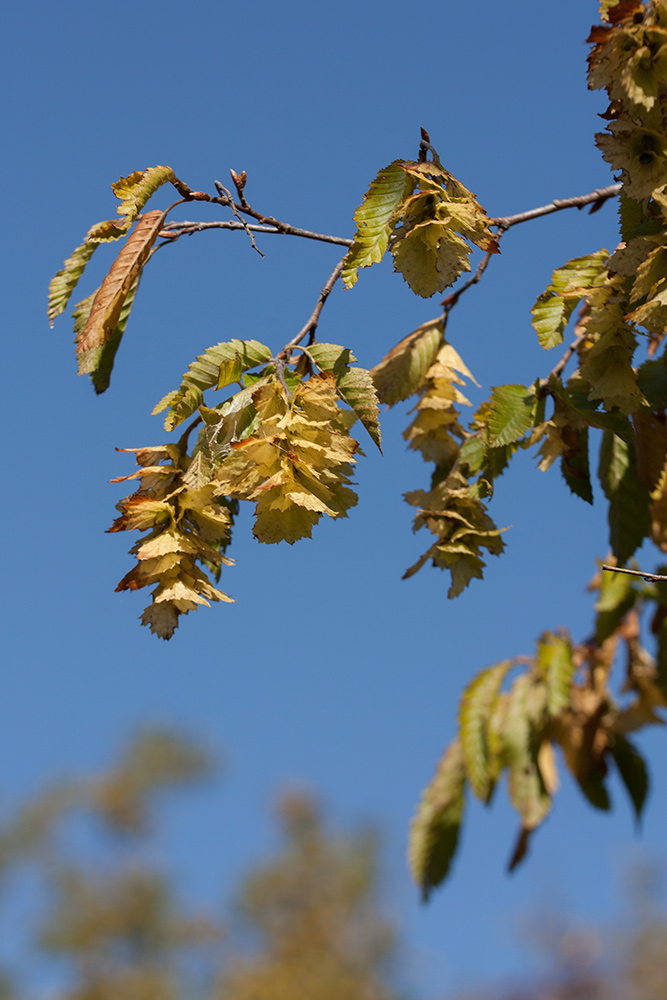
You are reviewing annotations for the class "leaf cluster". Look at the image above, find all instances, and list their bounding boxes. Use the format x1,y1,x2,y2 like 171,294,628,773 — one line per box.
342,158,499,298
410,565,667,899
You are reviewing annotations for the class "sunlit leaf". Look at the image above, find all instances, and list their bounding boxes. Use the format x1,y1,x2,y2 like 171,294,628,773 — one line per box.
341,161,408,288
595,562,639,642
459,661,512,801
112,165,177,220
156,339,273,431
76,211,166,372
536,632,576,716
487,384,538,447
48,240,98,325
531,250,609,349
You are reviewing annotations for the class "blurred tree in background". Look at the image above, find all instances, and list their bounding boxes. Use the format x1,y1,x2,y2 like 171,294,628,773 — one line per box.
2,730,667,1000
0,733,402,1000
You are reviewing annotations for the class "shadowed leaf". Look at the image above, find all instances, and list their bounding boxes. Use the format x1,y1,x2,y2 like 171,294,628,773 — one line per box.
610,734,649,826
371,319,444,406
409,738,466,900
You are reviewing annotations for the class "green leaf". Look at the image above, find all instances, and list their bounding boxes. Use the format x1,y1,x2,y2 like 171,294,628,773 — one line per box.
371,319,444,406
335,367,381,451
531,250,609,349
156,339,273,431
598,429,651,563
341,161,408,288
309,344,382,451
576,766,611,811
637,358,667,409
487,385,538,447
536,632,576,716
307,343,357,374
408,738,466,900
459,661,512,801
595,563,639,643
507,751,552,833
48,240,98,325
501,675,552,838
112,165,177,220
580,315,646,414
609,734,649,826
561,425,593,504
216,356,245,390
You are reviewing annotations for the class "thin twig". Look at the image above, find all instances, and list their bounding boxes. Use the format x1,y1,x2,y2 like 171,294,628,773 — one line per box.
278,258,346,359
214,180,265,257
547,331,588,382
601,564,667,583
159,219,353,247
176,415,202,457
441,239,505,312
492,184,621,230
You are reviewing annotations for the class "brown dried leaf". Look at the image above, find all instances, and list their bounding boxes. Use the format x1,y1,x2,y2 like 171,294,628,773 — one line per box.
76,210,166,363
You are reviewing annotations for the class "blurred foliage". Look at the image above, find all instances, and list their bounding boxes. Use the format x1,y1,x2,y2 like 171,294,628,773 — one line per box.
0,732,402,1000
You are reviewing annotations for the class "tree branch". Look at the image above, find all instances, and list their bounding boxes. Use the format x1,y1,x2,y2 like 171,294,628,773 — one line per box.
214,180,265,257
491,184,621,230
602,564,667,583
159,219,353,248
278,258,346,358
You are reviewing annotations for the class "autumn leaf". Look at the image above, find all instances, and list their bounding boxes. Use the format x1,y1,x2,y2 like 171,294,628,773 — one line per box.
48,240,99,326
371,318,444,406
487,384,539,447
112,166,179,220
154,339,272,431
459,661,512,801
76,210,167,371
531,250,609,349
341,161,409,288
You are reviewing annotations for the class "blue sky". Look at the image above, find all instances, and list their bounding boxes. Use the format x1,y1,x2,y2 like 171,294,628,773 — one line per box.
3,0,666,996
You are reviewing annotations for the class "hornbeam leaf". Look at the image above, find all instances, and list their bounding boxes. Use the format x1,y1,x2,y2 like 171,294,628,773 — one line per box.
87,276,142,393
336,367,382,452
306,343,357,374
531,250,609,349
48,240,98,325
536,632,576,716
309,344,382,451
487,385,538,447
86,218,130,242
595,562,638,643
76,210,166,366
408,738,466,900
609,734,649,826
561,425,593,504
459,661,512,801
576,767,611,811
112,165,177,220
371,319,444,406
637,358,667,409
391,221,472,298
342,161,408,288
598,429,651,563
579,315,646,414
155,339,272,431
